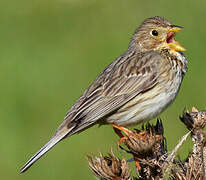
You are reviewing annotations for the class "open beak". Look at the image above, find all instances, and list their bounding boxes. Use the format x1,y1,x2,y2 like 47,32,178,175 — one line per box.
167,25,185,52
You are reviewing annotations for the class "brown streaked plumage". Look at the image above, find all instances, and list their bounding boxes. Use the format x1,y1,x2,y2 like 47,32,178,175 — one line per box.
20,16,187,173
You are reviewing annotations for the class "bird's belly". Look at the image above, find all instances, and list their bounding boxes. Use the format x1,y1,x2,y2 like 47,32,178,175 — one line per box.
106,75,182,126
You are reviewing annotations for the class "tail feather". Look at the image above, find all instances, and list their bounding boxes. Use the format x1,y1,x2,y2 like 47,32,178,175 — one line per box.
20,127,74,173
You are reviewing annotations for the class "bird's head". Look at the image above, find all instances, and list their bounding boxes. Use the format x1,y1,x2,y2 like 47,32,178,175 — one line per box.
131,16,185,53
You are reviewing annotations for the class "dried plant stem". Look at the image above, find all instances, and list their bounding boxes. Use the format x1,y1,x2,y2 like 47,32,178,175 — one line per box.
88,107,206,180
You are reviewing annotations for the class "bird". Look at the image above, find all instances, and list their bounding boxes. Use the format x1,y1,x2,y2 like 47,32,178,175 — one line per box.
20,16,187,173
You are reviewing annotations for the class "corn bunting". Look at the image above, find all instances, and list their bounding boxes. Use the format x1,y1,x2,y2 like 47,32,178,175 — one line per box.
20,16,187,173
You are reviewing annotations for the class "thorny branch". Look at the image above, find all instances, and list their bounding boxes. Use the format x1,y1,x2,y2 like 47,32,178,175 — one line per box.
88,107,206,180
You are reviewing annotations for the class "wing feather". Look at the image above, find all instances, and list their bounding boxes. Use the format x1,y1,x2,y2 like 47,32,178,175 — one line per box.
62,50,162,134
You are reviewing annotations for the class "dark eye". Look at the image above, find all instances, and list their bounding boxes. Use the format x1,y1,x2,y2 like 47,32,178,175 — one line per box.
151,30,158,36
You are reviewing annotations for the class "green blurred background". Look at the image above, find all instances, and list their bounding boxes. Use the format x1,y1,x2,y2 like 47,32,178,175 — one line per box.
1,0,206,179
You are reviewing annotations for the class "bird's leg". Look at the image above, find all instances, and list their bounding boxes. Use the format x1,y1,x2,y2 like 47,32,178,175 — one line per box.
112,124,133,135
112,124,134,145
112,125,124,138
134,156,141,171
112,123,147,137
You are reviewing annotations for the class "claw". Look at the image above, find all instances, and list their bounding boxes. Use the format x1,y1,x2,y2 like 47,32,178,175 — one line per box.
118,136,129,146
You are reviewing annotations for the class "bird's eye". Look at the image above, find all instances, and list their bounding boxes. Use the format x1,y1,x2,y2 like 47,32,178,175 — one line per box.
151,30,158,36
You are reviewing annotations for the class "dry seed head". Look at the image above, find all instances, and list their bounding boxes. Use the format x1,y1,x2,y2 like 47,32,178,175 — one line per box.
88,151,131,180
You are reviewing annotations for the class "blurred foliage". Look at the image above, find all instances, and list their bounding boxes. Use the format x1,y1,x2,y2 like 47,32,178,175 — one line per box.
1,0,206,179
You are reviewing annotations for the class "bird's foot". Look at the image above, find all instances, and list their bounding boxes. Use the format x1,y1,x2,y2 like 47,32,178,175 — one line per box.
112,124,143,171
112,123,145,146
134,157,141,171
112,124,132,145
112,124,133,136
112,121,164,173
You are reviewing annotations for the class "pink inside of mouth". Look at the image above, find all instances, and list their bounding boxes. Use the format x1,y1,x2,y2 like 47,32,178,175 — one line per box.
167,31,175,43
